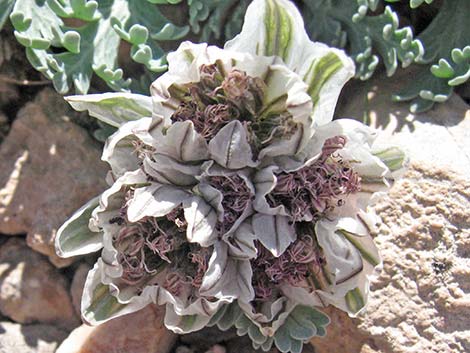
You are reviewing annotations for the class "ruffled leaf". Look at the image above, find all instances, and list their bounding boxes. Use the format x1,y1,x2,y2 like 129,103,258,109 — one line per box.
226,0,354,126
102,117,163,177
183,196,219,247
156,121,209,162
316,221,364,288
208,120,255,169
252,214,296,257
211,302,244,331
315,218,380,315
373,146,407,173
55,196,103,258
200,242,254,303
154,284,231,334
162,310,212,335
66,93,153,128
81,260,153,325
143,154,200,187
127,183,189,222
223,221,257,260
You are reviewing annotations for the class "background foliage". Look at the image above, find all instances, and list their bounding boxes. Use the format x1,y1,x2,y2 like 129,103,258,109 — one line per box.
0,0,469,113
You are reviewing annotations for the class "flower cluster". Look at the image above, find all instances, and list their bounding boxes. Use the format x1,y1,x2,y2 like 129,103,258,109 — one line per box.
56,0,405,352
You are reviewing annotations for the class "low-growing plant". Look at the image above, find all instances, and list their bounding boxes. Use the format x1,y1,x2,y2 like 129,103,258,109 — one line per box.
54,1,407,352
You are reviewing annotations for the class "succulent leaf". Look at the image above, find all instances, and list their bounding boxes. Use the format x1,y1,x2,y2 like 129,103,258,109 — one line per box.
302,0,422,81
393,0,470,111
9,0,187,94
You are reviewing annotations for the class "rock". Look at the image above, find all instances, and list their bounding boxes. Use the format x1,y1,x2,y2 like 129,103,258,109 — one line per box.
310,307,375,353
0,322,68,353
0,88,108,267
71,263,92,317
0,79,18,108
309,70,470,353
310,166,470,351
336,67,470,177
0,238,80,330
0,111,8,142
56,305,177,353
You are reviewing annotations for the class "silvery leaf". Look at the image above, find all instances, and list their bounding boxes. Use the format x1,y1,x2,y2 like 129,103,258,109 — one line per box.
257,64,313,159
315,218,381,315
143,154,200,187
198,165,255,236
154,284,232,334
127,183,190,222
238,298,294,337
81,260,154,325
372,146,407,174
183,195,219,246
102,117,163,177
252,213,296,257
252,165,290,217
156,121,209,162
280,285,325,308
273,306,329,353
210,302,243,331
92,169,148,229
223,221,257,260
162,310,213,335
55,196,103,258
225,0,354,127
196,183,225,222
199,242,254,303
316,220,364,289
66,93,153,128
208,121,255,169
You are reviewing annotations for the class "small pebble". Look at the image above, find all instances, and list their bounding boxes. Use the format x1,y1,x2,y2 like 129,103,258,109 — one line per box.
175,346,194,353
205,344,226,353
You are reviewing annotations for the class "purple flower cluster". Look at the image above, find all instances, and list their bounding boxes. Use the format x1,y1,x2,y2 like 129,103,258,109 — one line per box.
207,175,253,234
170,64,297,154
252,232,326,302
266,136,361,222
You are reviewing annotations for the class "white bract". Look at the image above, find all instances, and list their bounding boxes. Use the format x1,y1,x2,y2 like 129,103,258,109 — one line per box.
56,1,405,352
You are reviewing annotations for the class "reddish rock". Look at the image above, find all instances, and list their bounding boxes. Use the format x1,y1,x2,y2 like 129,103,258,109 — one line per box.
0,88,108,267
0,238,80,330
56,305,177,353
310,306,372,353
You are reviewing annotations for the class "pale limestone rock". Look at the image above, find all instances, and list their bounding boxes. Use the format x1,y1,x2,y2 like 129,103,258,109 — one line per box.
312,162,470,353
0,322,67,353
0,238,80,330
0,88,108,267
336,68,470,176
56,305,177,353
310,69,470,353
